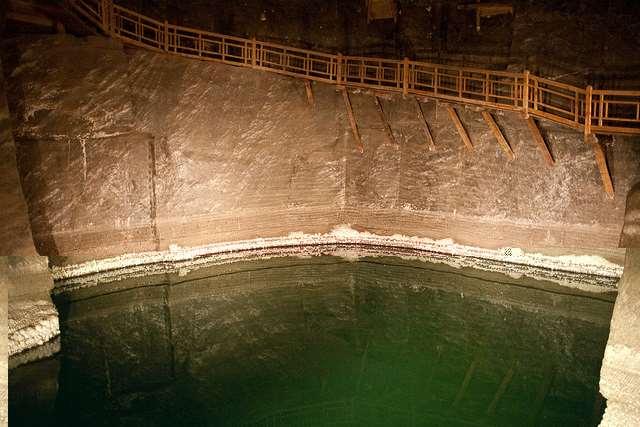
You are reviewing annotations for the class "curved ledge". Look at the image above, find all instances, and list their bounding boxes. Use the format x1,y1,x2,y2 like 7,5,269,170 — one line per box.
52,225,623,294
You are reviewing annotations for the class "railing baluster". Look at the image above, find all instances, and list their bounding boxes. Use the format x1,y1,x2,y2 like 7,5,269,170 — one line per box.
403,58,410,95
434,67,438,94
599,94,604,126
485,72,489,102
585,86,593,139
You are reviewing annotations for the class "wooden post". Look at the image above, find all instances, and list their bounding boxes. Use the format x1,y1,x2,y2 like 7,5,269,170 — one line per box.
251,37,257,68
336,54,343,85
414,98,436,151
447,106,474,153
163,20,168,51
305,80,315,107
484,72,490,103
342,89,364,153
584,85,593,144
598,93,604,126
592,139,614,198
526,117,554,167
434,67,439,94
523,70,530,117
101,0,111,34
403,57,410,96
374,95,396,144
482,111,514,160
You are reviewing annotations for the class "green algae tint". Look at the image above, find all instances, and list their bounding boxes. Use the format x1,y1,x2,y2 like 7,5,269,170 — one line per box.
10,256,614,426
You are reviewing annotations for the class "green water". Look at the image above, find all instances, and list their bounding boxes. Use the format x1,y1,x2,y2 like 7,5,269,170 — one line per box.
10,256,614,426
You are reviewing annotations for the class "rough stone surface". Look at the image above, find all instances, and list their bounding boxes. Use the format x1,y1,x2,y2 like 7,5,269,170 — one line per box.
3,34,640,261
2,256,59,358
0,58,36,256
621,183,640,247
600,248,640,426
1,278,7,427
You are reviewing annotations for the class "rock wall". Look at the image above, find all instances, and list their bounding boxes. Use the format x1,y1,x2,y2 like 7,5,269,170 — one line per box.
0,58,36,256
0,278,6,427
2,256,59,358
3,34,640,261
621,183,640,247
600,248,640,426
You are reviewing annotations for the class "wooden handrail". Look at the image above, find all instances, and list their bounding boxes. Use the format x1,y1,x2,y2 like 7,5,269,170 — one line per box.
69,0,640,135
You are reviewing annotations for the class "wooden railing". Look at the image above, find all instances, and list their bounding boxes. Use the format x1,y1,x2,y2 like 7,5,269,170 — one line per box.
70,0,640,135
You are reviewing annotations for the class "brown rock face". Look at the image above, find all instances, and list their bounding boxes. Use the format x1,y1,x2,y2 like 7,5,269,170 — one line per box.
3,35,640,261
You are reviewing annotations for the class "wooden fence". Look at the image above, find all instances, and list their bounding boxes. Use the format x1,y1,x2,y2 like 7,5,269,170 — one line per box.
70,0,640,136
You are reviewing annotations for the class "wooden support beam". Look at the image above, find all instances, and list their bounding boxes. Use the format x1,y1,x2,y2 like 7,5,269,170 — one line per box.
591,139,614,198
482,111,514,160
374,95,396,144
305,80,315,107
414,98,436,150
342,89,364,153
487,364,515,415
447,106,474,153
525,117,554,167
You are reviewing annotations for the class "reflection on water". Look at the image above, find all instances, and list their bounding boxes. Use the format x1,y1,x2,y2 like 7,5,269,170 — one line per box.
10,256,615,426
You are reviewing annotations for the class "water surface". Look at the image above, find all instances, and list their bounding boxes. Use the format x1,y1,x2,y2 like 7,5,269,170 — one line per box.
10,256,615,426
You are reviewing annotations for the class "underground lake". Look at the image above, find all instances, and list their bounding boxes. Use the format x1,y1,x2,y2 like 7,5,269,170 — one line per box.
9,254,615,427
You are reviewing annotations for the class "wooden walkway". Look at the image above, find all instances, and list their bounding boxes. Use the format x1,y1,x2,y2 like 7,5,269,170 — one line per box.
69,0,640,198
